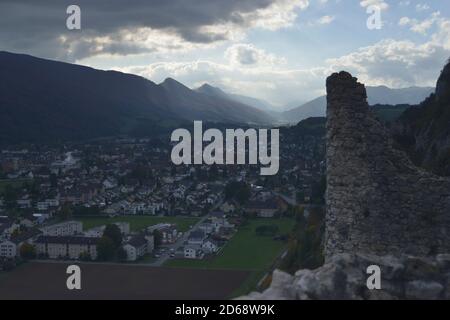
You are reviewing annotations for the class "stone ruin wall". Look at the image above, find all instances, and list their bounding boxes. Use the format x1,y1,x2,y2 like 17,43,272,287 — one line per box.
239,72,450,300
325,72,450,259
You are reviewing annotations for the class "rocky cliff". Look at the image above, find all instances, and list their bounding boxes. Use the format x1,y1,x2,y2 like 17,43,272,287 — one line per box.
392,60,450,176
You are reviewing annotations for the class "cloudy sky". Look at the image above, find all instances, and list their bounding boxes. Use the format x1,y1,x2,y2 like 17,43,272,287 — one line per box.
1,0,449,108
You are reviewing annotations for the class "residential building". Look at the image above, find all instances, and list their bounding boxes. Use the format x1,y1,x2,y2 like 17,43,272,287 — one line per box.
147,223,178,244
40,221,82,236
0,217,19,239
122,234,154,261
220,201,236,213
35,236,99,259
244,199,279,218
9,228,42,257
201,238,220,254
0,240,16,258
184,246,204,259
187,229,207,246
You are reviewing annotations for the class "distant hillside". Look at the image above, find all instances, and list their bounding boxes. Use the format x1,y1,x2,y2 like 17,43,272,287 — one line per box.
0,51,272,144
281,86,434,123
196,84,277,114
280,117,326,138
280,107,405,143
392,59,450,176
371,104,410,122
281,96,326,123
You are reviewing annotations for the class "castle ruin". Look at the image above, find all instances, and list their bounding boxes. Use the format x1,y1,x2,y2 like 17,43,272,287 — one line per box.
325,71,450,259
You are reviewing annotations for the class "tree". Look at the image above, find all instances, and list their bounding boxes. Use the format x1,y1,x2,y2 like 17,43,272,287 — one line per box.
73,205,101,216
11,228,20,238
225,181,251,205
311,175,326,204
19,242,36,260
153,229,163,247
4,185,18,208
79,251,92,261
97,236,116,261
209,164,218,180
117,247,128,262
296,191,305,203
222,167,228,178
50,173,58,189
103,224,122,248
60,203,73,220
279,206,325,273
28,180,40,201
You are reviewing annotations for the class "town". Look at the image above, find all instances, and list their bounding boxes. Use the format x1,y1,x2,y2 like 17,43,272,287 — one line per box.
170,121,280,175
0,125,325,294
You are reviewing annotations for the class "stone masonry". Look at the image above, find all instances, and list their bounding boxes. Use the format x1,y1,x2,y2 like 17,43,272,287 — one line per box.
239,72,450,300
325,72,450,259
238,253,450,300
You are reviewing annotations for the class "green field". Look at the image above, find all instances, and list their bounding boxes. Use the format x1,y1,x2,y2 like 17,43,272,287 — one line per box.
166,218,294,270
165,217,295,297
77,216,199,232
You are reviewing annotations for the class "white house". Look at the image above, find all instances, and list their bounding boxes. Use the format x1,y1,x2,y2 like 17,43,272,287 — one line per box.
160,225,178,244
122,234,154,261
201,239,220,254
17,197,32,209
147,224,178,244
36,202,49,211
126,202,145,215
0,240,16,258
220,201,236,213
45,198,60,207
184,246,204,259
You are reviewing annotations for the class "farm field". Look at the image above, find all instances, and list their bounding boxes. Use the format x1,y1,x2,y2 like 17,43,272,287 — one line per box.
166,218,294,270
77,216,200,232
0,262,249,300
165,217,295,296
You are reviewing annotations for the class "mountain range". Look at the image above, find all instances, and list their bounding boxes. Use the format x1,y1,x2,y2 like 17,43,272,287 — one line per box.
195,84,277,113
280,86,435,124
0,51,272,144
196,82,435,124
0,51,441,145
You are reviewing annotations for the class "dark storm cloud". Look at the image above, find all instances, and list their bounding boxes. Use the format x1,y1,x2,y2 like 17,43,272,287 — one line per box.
0,0,277,60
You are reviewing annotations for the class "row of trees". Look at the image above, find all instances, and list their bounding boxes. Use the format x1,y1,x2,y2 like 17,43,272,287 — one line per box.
224,180,251,205
97,224,126,261
280,206,325,273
